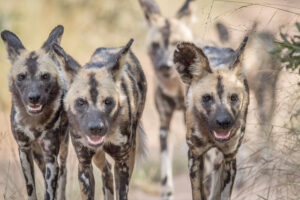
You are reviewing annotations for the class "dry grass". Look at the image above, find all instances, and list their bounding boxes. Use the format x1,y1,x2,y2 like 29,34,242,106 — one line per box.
232,70,300,200
0,0,300,199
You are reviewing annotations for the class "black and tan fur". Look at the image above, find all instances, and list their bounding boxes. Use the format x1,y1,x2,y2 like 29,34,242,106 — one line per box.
53,39,147,200
174,37,249,200
1,25,71,200
138,0,195,199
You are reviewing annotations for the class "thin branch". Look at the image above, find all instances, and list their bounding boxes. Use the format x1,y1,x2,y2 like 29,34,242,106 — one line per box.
215,0,300,15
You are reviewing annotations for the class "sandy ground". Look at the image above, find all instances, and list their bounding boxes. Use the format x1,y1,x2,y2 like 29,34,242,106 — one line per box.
0,0,299,199
129,175,192,200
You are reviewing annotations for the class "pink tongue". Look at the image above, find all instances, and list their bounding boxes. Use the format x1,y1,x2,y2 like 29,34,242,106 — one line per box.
30,105,40,108
217,131,228,136
89,136,101,142
214,131,230,139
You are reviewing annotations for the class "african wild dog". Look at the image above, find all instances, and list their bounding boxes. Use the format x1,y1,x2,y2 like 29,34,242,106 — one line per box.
138,0,195,198
53,39,147,200
174,37,249,200
1,25,72,200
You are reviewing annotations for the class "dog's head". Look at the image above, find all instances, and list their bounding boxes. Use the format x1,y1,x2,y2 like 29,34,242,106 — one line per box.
1,25,64,116
174,37,249,142
54,39,133,147
138,0,195,79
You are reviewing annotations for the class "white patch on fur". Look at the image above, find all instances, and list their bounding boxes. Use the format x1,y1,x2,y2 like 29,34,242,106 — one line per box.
86,135,105,145
188,158,193,170
160,129,174,199
160,129,167,137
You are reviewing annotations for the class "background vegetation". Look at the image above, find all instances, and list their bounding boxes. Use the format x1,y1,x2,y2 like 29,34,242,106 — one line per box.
0,0,299,199
275,22,300,74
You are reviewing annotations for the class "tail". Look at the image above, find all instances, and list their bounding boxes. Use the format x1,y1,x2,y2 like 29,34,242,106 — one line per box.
135,122,148,163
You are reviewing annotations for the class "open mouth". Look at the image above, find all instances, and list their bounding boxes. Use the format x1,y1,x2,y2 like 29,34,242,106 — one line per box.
27,104,43,114
213,130,231,141
86,135,105,146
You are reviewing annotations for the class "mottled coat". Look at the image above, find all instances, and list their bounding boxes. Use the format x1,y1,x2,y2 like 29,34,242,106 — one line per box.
174,37,249,200
1,25,71,200
53,39,147,200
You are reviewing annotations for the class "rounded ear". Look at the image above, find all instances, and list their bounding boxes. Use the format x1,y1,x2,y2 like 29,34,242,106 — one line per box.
174,42,211,85
42,25,64,52
1,30,26,64
138,0,162,26
53,43,81,84
175,0,197,25
230,36,248,76
109,39,134,80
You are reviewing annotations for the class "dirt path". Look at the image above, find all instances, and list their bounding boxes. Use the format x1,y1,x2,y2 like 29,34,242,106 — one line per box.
129,174,192,200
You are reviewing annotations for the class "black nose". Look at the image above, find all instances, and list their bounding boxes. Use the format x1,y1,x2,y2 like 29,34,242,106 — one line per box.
159,65,172,71
28,93,41,104
216,116,232,129
88,122,104,135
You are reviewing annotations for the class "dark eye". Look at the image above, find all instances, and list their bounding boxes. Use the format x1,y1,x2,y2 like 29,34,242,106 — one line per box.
76,98,87,107
202,94,213,103
41,73,50,80
17,73,26,81
152,42,160,50
230,94,239,102
104,97,114,106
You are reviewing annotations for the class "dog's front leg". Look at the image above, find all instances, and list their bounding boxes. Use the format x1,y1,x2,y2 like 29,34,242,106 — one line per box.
208,157,223,200
114,148,135,200
155,87,176,200
56,133,69,200
73,143,95,200
44,156,59,200
93,151,114,200
114,160,130,200
56,114,69,200
188,149,207,200
78,161,95,200
42,134,60,200
220,158,237,200
18,143,37,200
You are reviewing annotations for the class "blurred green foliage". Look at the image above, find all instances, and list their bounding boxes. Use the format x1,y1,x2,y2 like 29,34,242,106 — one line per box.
273,22,300,139
273,22,300,74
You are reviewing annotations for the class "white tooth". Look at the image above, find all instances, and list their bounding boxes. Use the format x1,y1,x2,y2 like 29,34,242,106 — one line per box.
214,131,230,139
28,105,42,111
87,136,105,145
